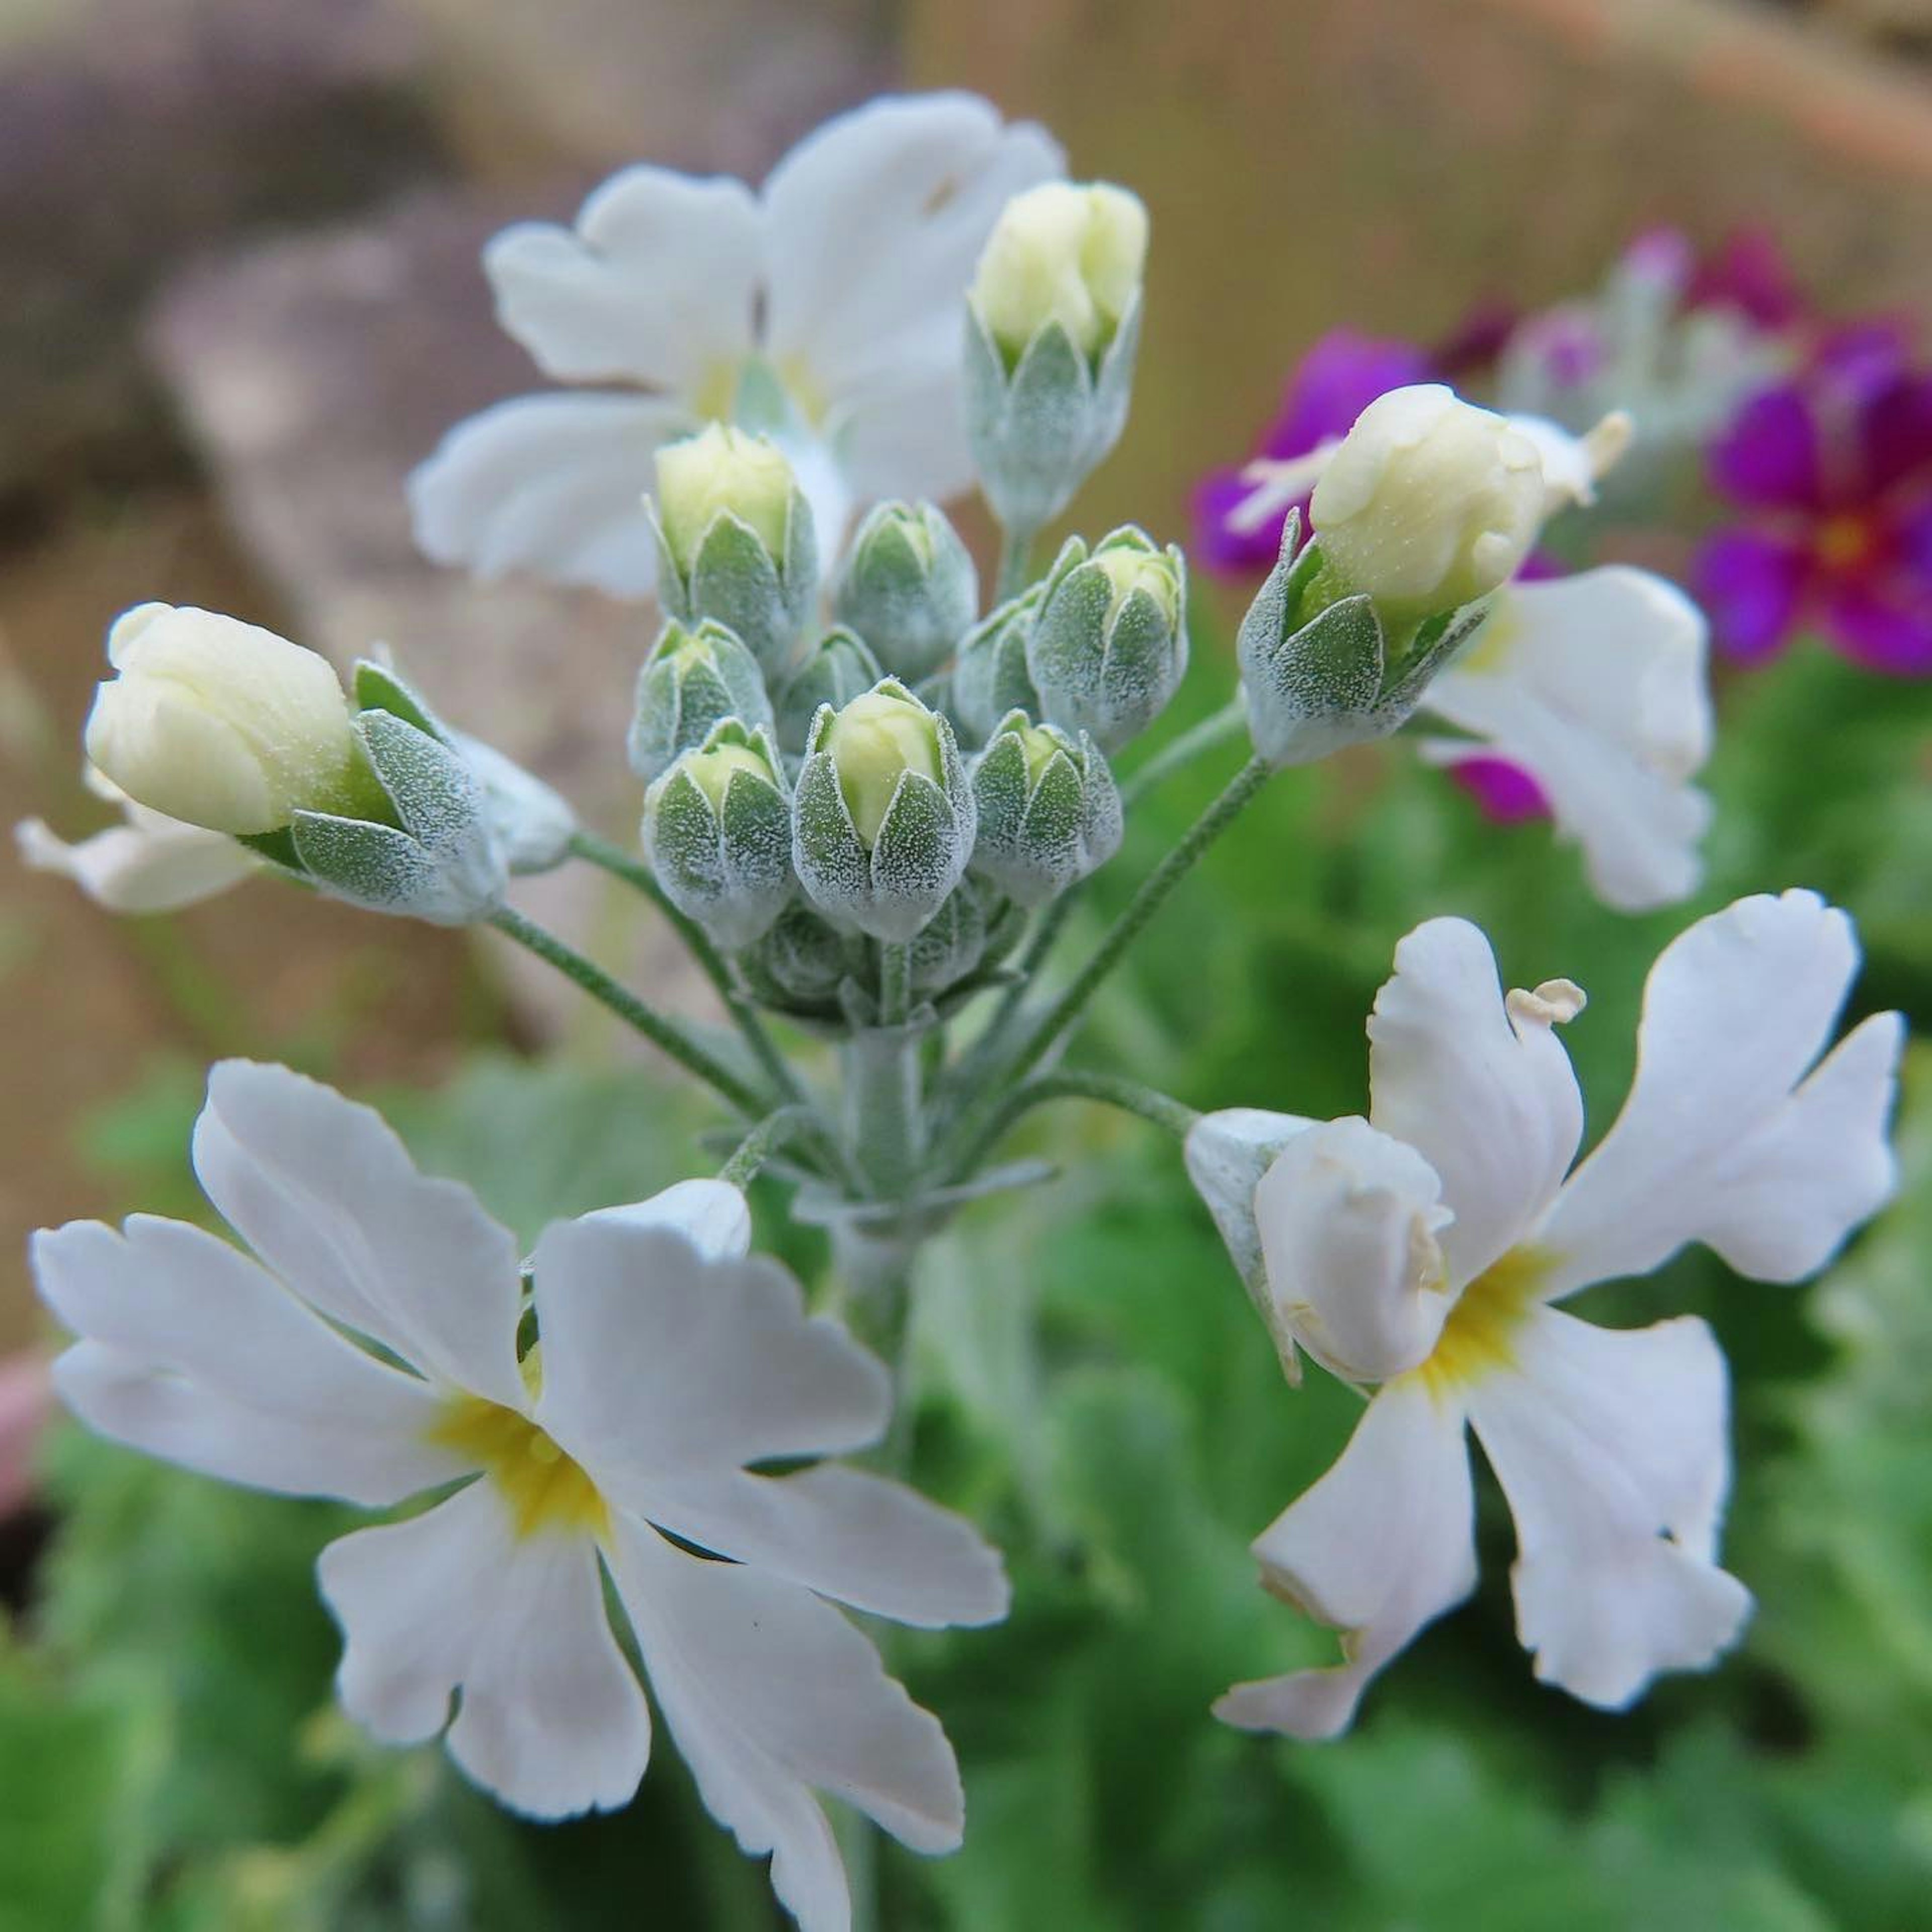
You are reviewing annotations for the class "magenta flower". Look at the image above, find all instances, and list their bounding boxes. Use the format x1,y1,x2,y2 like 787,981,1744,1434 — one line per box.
1695,333,1932,675
1192,331,1434,578
1687,227,1805,333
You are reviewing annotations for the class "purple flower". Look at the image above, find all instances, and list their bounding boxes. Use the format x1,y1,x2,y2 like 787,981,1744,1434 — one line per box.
1687,228,1804,333
1695,336,1932,676
1194,331,1435,578
1444,753,1552,826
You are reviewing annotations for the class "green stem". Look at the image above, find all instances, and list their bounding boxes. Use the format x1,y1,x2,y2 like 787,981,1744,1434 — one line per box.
1121,699,1248,807
568,829,804,1107
878,942,912,1030
944,757,1273,1173
841,1027,925,1200
941,892,1078,1109
487,905,770,1118
994,524,1037,604
715,1106,820,1188
948,1070,1199,1181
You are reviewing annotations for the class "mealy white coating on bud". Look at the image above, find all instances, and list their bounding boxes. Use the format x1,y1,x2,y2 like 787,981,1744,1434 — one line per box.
1310,386,1545,616
653,424,797,576
969,181,1149,364
824,688,943,850
83,604,364,836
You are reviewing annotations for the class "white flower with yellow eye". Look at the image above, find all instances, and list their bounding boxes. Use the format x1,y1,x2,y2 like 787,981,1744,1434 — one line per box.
411,92,1062,599
1187,892,1901,1736
33,1062,1007,1932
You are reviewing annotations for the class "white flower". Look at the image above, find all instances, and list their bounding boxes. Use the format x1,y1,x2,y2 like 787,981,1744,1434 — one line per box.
410,93,1063,599
17,764,260,913
1187,892,1902,1736
1416,566,1714,911
33,1062,1007,1932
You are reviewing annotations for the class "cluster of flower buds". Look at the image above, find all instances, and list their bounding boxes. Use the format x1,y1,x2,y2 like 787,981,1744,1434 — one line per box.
622,413,1202,1016
81,604,572,924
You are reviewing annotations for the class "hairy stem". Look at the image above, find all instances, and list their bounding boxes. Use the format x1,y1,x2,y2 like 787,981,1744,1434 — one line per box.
487,905,770,1118
1121,699,1249,807
715,1106,823,1188
944,757,1273,1173
994,524,1036,604
568,829,803,1106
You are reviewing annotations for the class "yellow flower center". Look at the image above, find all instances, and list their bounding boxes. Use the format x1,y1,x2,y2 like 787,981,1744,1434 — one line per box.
1409,1244,1551,1395
1814,513,1872,574
429,1396,607,1541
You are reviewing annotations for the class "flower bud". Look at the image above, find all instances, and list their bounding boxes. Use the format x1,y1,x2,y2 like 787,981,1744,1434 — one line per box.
949,585,1044,745
1309,385,1543,621
1236,509,1494,768
737,902,854,1018
970,710,1122,906
969,183,1148,369
641,720,793,950
83,604,374,836
774,627,884,759
909,880,991,1000
1026,530,1188,751
833,501,979,682
649,424,817,676
963,184,1147,536
628,618,772,782
792,679,975,943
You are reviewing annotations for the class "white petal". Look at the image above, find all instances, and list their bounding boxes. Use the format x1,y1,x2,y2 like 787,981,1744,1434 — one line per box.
826,358,978,506
485,168,760,392
636,1465,1009,1628
191,1061,526,1409
580,1178,753,1262
16,809,258,913
1215,1379,1476,1739
1540,891,1903,1295
1184,1107,1316,1296
761,92,1064,412
1466,1309,1752,1709
1421,568,1714,912
408,391,691,598
1253,1117,1456,1383
33,1217,460,1506
609,1515,964,1932
319,1482,650,1819
531,1216,888,1480
1367,918,1584,1286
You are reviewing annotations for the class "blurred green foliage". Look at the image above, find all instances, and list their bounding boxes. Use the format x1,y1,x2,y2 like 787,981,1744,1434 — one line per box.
5,627,1928,1927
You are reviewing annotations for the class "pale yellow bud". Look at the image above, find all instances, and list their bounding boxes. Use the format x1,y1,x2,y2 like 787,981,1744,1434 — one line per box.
654,424,797,575
83,604,365,836
1310,386,1545,616
1094,547,1181,629
682,740,776,812
825,688,942,848
970,182,1149,364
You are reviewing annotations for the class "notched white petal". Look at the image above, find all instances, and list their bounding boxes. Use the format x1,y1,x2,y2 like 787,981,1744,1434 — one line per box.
1542,890,1903,1295
320,1483,650,1821
1467,1308,1751,1708
1216,1379,1477,1739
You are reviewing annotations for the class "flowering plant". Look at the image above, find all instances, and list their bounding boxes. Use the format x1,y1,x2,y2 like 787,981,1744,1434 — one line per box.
14,94,1915,1932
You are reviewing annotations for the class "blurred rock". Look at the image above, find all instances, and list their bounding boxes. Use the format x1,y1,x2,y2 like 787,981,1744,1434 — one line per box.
0,0,444,519
906,0,1932,545
144,194,704,1043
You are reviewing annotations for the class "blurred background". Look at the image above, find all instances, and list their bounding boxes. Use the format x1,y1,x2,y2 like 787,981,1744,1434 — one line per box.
2,1,1930,1926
